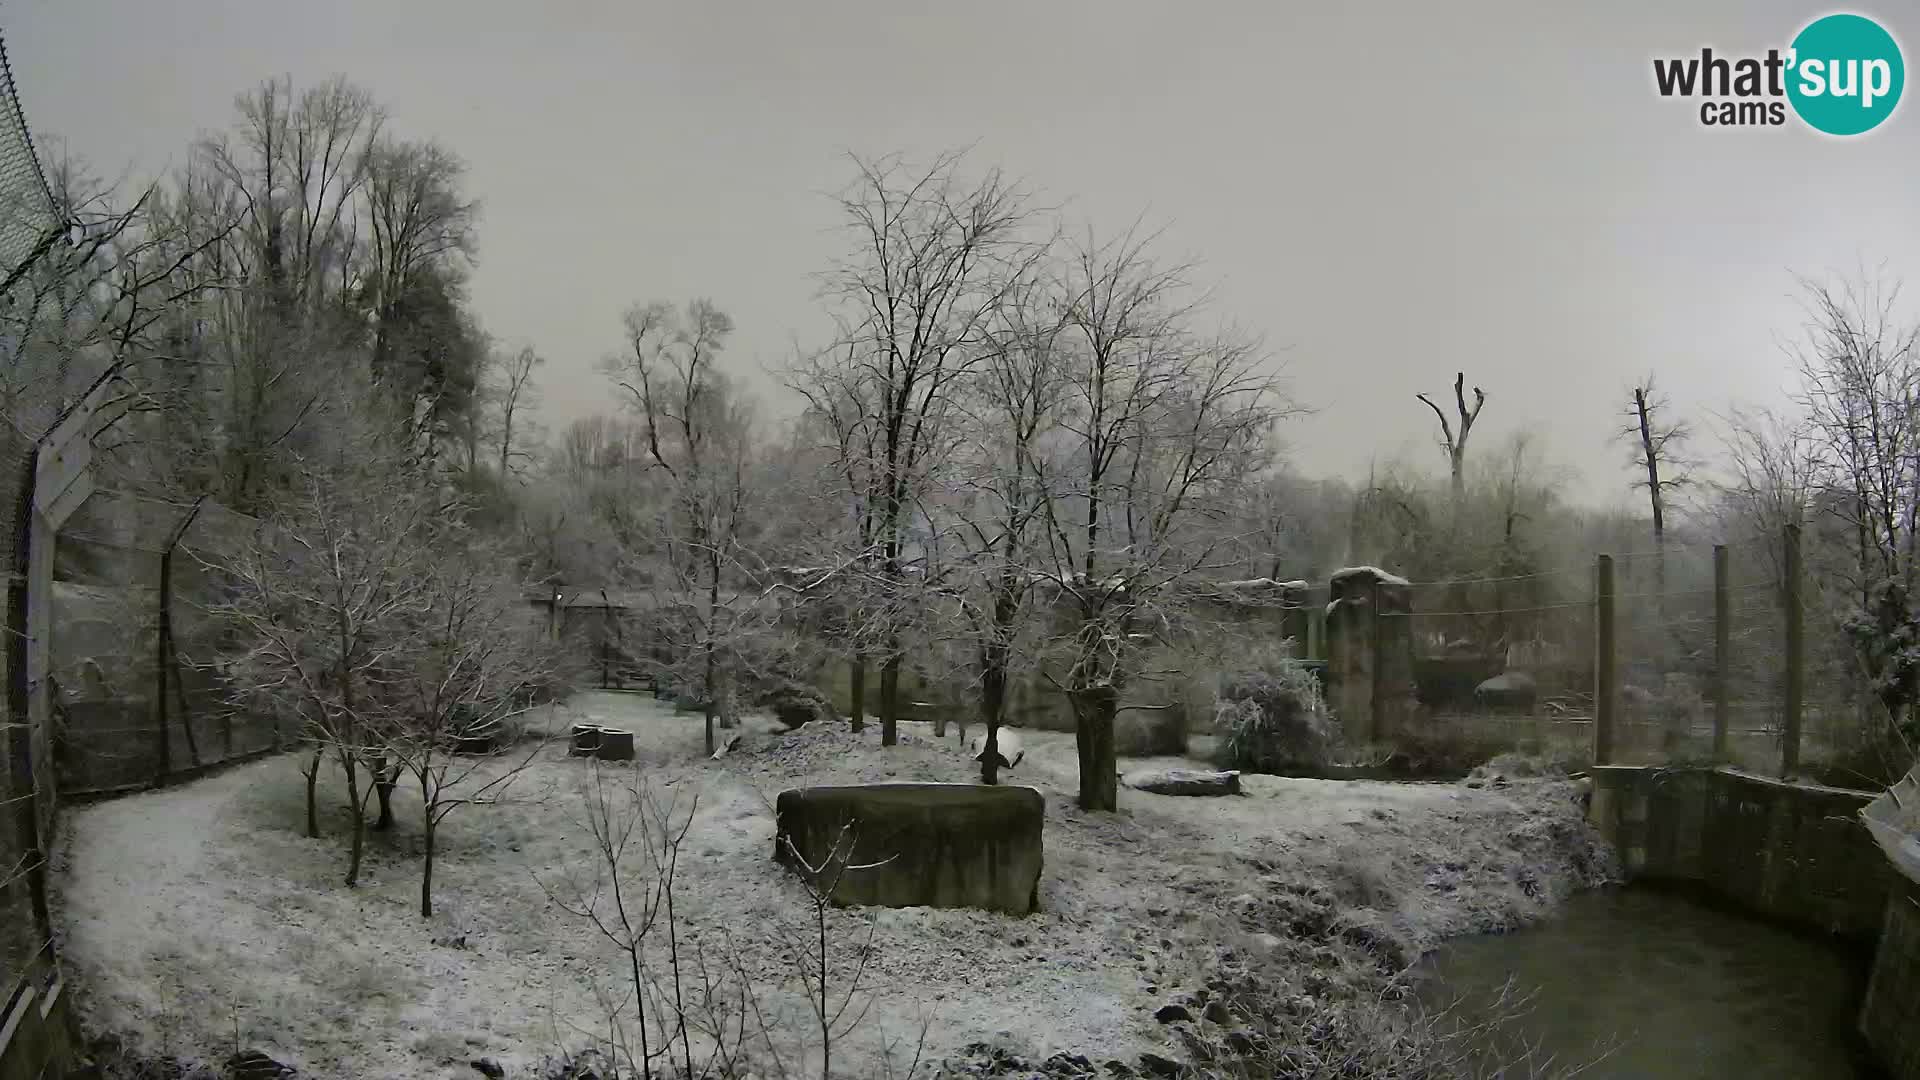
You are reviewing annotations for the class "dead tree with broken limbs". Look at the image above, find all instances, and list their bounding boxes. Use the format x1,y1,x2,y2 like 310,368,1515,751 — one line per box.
1417,372,1487,504
1620,374,1694,607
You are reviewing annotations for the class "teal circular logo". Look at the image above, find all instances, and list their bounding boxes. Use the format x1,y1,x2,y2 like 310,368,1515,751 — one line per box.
1787,14,1905,135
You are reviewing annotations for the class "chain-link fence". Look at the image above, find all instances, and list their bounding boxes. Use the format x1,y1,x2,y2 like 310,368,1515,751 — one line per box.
53,489,276,796
0,23,68,1051
1392,531,1882,781
1399,563,1598,761
0,416,40,1039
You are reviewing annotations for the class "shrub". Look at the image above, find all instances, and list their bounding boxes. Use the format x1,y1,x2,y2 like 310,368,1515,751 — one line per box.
1213,661,1338,774
1116,705,1189,756
757,679,841,730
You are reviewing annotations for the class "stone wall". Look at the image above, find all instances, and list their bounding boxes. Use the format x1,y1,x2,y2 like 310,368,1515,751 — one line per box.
1588,765,1893,939
1324,568,1415,744
1589,764,1920,1076
0,968,72,1080
1860,876,1920,1080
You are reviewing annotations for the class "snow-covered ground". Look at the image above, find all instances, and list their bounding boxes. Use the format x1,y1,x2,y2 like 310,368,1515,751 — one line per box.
51,691,1599,1078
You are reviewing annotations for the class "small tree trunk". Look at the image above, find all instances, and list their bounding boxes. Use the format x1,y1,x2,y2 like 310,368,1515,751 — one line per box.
373,756,397,832
703,644,718,757
303,747,322,839
343,754,367,886
849,657,867,733
979,661,1007,785
879,653,901,747
420,812,436,918
1073,684,1119,812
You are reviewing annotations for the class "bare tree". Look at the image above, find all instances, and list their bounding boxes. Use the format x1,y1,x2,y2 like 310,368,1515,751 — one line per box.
361,135,484,460
1791,273,1920,748
540,770,914,1080
787,343,883,733
1710,404,1819,583
807,149,1039,747
556,413,634,484
209,386,441,885
943,269,1069,782
385,537,559,917
771,822,898,1080
1037,224,1286,811
607,300,759,755
1620,375,1695,605
1230,469,1349,584
496,343,544,478
1416,372,1487,503
150,76,388,508
2,149,239,447
1476,430,1566,653
540,767,693,1080
198,76,385,319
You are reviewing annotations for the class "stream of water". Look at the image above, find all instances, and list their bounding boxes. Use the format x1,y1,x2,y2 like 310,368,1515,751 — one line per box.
1418,885,1884,1079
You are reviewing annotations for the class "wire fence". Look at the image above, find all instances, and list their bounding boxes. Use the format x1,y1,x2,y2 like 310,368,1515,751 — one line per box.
5,479,267,1053
1387,531,1886,783
0,415,45,1041
0,25,69,1049
52,488,278,796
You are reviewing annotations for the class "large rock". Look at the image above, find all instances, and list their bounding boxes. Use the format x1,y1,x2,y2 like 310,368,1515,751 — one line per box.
1121,768,1243,796
1473,671,1538,710
773,783,1044,915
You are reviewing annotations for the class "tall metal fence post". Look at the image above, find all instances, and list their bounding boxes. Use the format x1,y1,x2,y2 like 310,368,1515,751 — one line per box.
154,496,207,786
1595,554,1616,766
1713,544,1730,760
1782,523,1804,778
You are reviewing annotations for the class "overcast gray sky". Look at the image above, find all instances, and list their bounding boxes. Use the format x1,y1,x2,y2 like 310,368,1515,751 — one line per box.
6,0,1918,507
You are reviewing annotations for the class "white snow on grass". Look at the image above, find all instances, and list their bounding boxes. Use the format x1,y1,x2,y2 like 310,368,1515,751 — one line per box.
52,691,1588,1079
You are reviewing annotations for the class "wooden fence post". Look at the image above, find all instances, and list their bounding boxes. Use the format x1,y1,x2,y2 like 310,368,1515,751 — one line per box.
1369,578,1384,744
1782,523,1804,779
1713,544,1730,761
1307,593,1324,662
1595,554,1616,767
